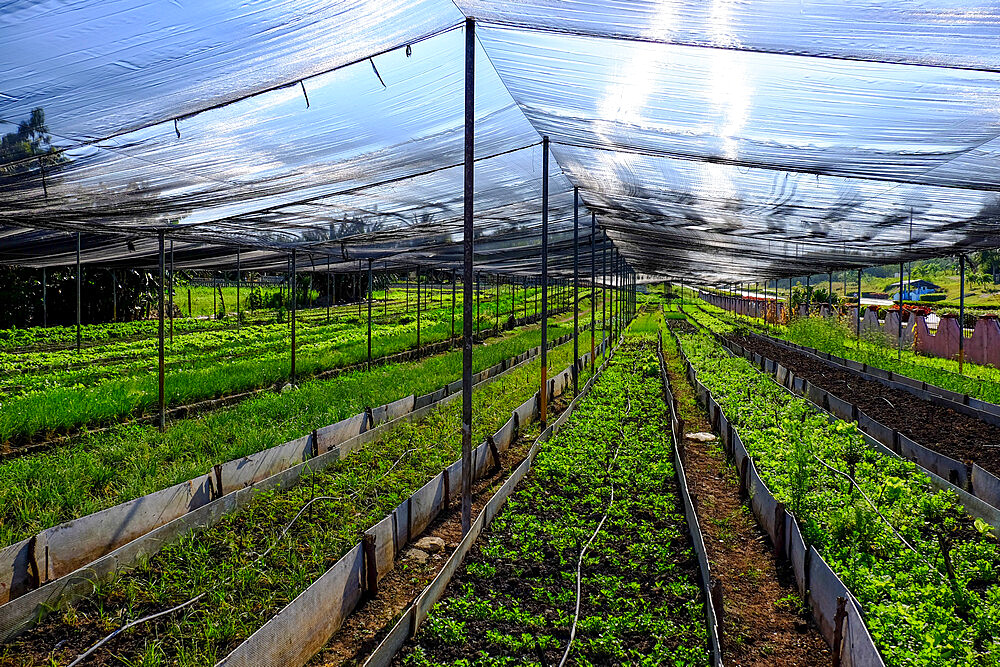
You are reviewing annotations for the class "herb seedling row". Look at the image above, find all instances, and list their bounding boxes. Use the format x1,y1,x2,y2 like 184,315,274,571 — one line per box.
396,338,710,666
0,332,597,667
669,316,1000,666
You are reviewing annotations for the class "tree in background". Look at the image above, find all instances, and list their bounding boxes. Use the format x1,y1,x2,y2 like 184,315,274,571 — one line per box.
0,107,62,176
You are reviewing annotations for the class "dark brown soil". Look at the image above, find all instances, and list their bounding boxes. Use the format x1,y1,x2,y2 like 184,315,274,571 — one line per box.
729,333,1000,478
663,323,830,666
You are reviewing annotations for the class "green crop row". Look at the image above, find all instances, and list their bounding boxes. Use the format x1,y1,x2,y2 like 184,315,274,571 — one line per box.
0,314,601,549
669,320,1000,666
0,324,598,667
0,285,547,353
400,336,709,667
688,298,1000,404
0,292,580,446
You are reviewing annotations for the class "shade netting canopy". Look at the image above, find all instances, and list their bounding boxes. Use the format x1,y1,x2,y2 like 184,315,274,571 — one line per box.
2,0,1000,283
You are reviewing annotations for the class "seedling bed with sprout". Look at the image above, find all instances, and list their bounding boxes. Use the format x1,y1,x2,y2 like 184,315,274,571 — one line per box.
0,329,600,667
686,304,1000,511
0,314,586,554
696,298,1000,404
0,290,579,449
394,337,710,667
668,315,1000,666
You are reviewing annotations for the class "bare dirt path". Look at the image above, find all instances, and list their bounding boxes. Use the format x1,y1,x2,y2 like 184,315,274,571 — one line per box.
663,321,830,666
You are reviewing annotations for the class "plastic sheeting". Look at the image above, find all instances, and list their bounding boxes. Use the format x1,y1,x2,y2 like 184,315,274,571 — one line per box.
4,2,1000,281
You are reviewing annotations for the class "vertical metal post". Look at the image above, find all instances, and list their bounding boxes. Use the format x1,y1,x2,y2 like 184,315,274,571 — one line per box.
573,186,580,394
461,16,475,536
213,272,217,320
236,246,240,330
451,269,457,344
416,265,421,351
76,232,82,353
158,231,165,431
590,212,596,366
291,250,297,385
42,267,47,327
327,256,332,323
476,271,481,336
169,241,174,344
358,262,362,319
494,273,499,331
540,135,550,429
959,254,966,374
898,262,904,360
828,271,833,313
805,275,810,315
112,270,116,323
406,271,410,312
602,237,607,347
368,258,373,369
857,269,862,340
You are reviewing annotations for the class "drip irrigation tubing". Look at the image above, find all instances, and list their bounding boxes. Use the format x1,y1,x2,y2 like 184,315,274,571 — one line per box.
557,384,633,667
63,442,422,666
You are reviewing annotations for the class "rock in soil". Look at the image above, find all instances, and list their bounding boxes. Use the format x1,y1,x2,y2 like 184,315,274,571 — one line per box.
406,548,430,564
686,431,717,442
413,536,446,554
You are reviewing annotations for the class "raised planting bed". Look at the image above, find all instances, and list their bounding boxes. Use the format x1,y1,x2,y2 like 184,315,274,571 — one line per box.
392,337,712,666
695,298,1000,404
0,319,591,557
726,331,1000,480
0,293,577,448
0,335,600,666
686,304,1000,512
669,321,1000,666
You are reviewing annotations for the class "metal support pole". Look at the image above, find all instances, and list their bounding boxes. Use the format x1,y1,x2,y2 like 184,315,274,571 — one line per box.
461,17,475,536
358,262,362,319
476,271,481,336
494,273,499,331
76,232,82,353
42,267,47,327
368,258,373,369
805,275,810,315
111,270,116,323
158,231,165,431
416,265,421,351
236,246,240,330
327,256,332,323
857,269,862,340
960,255,966,374
213,272,217,319
540,135,550,429
590,212,596,366
451,269,457,344
291,250,297,385
829,271,833,313
602,237,607,347
573,186,580,394
898,262,904,360
169,241,174,344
